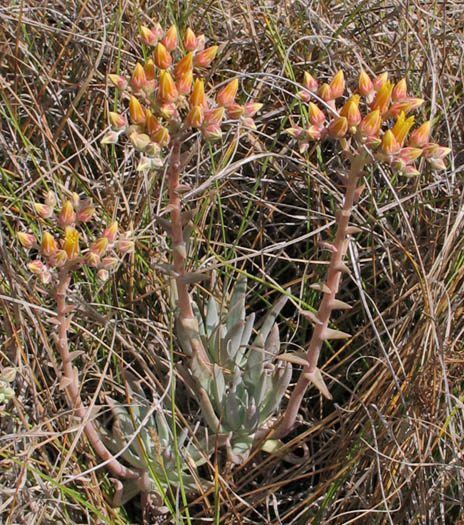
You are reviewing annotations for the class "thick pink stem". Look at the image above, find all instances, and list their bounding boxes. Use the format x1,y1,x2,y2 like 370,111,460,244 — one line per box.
276,153,367,438
56,268,138,479
167,138,210,364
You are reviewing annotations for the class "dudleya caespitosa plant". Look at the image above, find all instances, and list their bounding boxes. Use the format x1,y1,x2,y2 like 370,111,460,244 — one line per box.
103,21,291,466
274,68,451,437
174,275,292,463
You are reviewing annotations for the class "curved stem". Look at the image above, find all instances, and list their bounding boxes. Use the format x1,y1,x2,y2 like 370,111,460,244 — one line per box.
275,152,367,438
56,267,138,479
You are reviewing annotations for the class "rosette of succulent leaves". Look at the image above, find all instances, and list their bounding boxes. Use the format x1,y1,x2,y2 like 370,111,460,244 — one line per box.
98,372,211,507
175,274,292,464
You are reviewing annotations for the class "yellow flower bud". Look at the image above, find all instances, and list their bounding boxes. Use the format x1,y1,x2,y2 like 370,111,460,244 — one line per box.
216,78,238,107
58,200,76,227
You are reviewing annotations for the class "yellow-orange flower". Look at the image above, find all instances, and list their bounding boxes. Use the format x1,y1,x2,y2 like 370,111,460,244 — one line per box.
391,112,414,145
371,80,393,115
63,227,80,259
158,70,178,103
216,78,238,107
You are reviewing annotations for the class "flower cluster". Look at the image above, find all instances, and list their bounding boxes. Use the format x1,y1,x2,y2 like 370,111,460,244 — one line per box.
288,70,450,175
102,23,262,170
17,192,133,284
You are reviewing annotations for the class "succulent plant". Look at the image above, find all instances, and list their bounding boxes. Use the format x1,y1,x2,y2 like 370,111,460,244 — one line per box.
175,275,292,463
99,372,211,506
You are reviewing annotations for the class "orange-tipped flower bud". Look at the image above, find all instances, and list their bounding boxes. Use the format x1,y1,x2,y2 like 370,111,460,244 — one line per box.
329,70,344,99
176,70,193,95
158,70,178,103
49,249,68,268
190,78,206,108
86,252,100,267
58,200,76,227
108,74,128,90
428,157,448,170
285,126,303,138
392,78,407,100
101,131,119,145
327,116,348,138
174,52,193,78
390,97,424,117
90,236,109,257
140,25,158,46
318,83,332,102
340,95,361,126
129,96,146,124
34,202,53,218
408,121,431,147
193,45,218,68
398,147,423,164
145,110,161,135
391,112,415,145
359,109,381,137
204,106,225,126
308,102,326,126
183,27,198,51
422,143,451,160
130,63,146,90
358,70,374,96
303,71,318,91
144,59,156,81
152,126,170,147
381,130,400,155
226,103,245,119
62,227,80,259
154,42,172,69
243,102,263,118
202,124,222,141
103,221,118,242
305,125,322,140
129,131,151,151
403,164,421,177
17,231,36,249
162,24,178,51
373,72,388,90
97,269,110,282
28,259,45,274
41,232,57,257
216,78,238,107
296,89,311,102
370,80,393,115
77,204,95,223
186,105,204,128
102,256,119,270
109,112,127,130
117,233,134,254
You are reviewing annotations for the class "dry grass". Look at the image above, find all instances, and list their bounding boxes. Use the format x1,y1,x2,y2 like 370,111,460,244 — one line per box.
1,0,463,523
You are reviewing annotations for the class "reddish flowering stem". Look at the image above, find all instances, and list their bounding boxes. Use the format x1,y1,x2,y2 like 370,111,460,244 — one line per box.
55,266,138,479
276,152,367,438
168,138,210,365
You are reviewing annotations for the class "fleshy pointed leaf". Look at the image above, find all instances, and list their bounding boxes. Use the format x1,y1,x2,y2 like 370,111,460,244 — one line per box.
277,352,308,367
253,289,289,346
303,367,332,400
264,322,280,358
226,275,247,333
321,327,351,340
